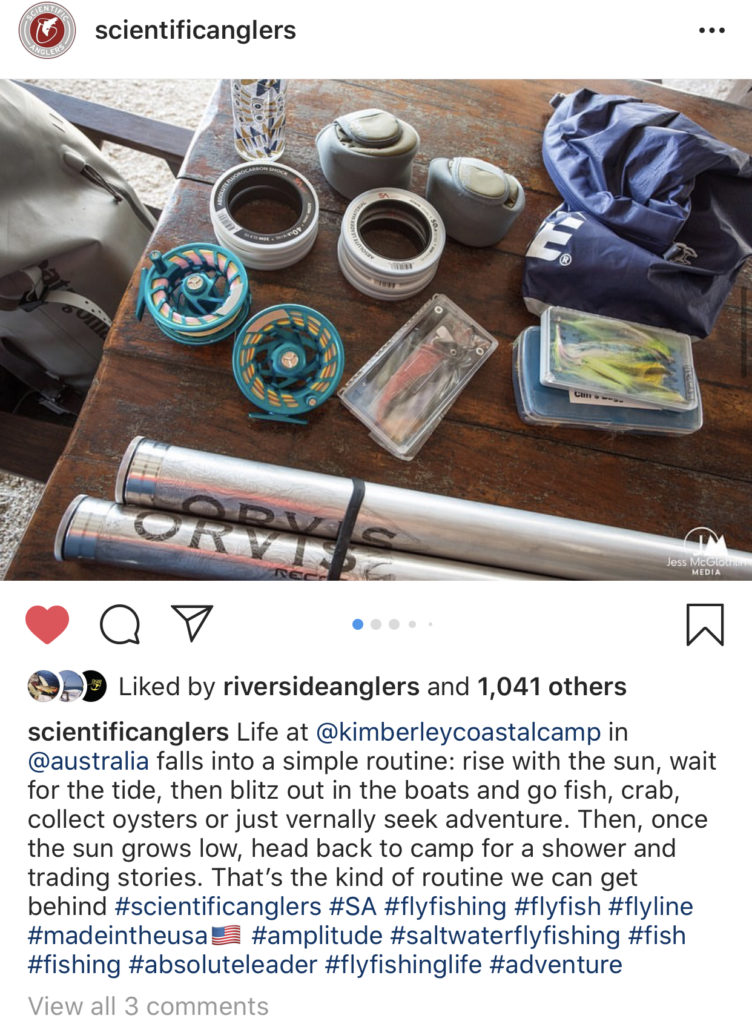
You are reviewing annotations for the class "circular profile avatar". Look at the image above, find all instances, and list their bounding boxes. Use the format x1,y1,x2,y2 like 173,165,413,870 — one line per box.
28,670,60,702
82,670,107,703
19,4,76,58
59,669,85,702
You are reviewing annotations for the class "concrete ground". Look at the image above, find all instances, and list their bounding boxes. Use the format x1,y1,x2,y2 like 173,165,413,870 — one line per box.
0,472,44,577
0,78,748,577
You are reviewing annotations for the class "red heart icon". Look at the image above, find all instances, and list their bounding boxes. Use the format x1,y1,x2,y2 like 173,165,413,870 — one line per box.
25,606,69,644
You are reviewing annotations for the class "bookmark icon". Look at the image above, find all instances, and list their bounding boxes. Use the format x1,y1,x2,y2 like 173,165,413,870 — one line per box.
686,604,724,646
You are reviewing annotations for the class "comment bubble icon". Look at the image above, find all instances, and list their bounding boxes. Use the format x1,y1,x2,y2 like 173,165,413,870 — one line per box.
100,605,140,645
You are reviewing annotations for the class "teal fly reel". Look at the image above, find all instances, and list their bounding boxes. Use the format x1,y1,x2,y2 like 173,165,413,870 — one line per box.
136,243,250,345
232,305,345,424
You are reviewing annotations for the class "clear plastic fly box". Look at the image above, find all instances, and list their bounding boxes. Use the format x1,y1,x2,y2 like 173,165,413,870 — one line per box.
540,306,698,412
339,294,498,460
514,326,703,436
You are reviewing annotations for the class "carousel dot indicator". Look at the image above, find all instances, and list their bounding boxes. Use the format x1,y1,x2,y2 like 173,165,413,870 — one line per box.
389,619,400,629
371,619,382,630
352,618,364,630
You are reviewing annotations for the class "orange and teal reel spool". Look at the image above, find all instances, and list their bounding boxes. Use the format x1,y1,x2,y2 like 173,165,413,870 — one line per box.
233,304,344,424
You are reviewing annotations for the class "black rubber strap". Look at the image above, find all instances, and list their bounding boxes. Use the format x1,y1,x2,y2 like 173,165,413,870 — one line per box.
327,478,366,580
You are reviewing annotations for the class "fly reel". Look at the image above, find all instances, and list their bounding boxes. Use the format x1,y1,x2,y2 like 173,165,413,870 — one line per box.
136,243,250,345
232,305,344,424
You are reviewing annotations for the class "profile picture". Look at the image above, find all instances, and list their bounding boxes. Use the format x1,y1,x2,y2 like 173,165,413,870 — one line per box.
28,670,60,701
60,669,85,702
82,670,107,703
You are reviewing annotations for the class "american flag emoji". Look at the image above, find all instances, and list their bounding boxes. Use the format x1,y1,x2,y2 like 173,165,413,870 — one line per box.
212,926,241,945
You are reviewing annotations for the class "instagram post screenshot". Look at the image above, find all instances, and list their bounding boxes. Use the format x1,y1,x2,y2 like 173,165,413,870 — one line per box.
1,5,750,1022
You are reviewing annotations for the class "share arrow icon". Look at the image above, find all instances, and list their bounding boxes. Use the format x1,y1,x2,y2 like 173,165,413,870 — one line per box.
172,605,213,642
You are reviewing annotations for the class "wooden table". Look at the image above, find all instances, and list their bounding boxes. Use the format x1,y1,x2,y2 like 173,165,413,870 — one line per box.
8,80,752,580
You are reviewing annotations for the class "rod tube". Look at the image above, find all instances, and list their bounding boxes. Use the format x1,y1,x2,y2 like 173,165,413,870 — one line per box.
115,437,752,580
55,496,533,581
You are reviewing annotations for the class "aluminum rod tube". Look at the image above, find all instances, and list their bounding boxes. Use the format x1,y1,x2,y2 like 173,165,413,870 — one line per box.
55,496,535,581
116,437,752,580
